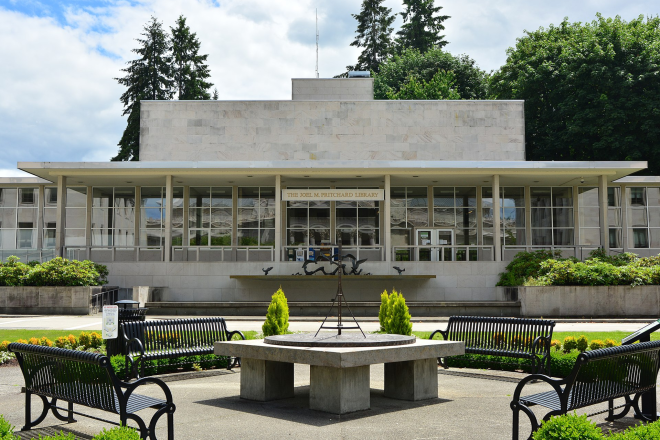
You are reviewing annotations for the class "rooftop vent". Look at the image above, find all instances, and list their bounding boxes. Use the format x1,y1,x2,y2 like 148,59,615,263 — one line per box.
348,71,370,78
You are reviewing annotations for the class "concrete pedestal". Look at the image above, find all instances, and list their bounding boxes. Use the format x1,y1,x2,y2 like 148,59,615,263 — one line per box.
384,358,438,401
310,365,370,414
240,358,294,401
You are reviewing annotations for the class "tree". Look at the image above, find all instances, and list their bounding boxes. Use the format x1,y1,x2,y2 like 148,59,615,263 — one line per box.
386,70,460,100
170,15,213,100
350,0,396,73
113,16,173,161
374,48,488,100
490,14,660,174
395,0,450,53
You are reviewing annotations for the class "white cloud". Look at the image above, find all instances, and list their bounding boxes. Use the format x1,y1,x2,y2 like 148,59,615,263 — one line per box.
0,0,658,175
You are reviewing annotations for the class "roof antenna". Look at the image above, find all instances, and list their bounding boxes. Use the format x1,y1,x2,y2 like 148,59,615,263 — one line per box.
315,9,319,78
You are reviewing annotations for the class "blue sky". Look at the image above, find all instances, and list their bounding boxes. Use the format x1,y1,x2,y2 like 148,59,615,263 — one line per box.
0,0,658,176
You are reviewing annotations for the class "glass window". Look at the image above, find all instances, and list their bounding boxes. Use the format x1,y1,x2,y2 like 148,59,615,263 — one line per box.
530,187,574,246
238,187,275,247
626,186,660,249
189,187,232,246
93,187,136,247
433,187,477,245
482,187,526,245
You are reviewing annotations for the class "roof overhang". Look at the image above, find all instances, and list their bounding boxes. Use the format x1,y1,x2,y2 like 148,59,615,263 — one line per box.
15,160,648,187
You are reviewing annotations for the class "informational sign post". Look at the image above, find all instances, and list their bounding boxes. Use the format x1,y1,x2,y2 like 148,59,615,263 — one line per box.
102,305,119,339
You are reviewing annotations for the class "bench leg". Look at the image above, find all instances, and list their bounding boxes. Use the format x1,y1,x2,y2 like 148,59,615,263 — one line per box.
50,399,76,424
22,392,49,431
511,401,540,440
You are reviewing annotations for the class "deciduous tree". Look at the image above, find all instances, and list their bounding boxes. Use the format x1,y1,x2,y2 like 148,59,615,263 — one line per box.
490,14,660,174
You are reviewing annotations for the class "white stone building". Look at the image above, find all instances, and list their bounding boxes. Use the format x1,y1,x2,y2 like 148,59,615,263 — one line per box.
0,78,656,315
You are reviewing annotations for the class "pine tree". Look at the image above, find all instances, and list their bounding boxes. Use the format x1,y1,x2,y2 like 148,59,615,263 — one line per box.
350,0,395,73
212,88,219,100
113,16,173,161
395,0,450,54
171,15,213,100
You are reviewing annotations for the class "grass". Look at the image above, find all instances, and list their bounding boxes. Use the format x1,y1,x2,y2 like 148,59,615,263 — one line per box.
0,329,260,343
416,331,660,343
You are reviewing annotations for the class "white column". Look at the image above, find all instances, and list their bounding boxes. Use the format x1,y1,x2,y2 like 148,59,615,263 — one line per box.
55,176,67,257
384,175,391,262
164,176,173,262
493,175,501,262
599,175,609,253
524,186,532,252
274,175,281,262
37,185,45,250
621,185,629,252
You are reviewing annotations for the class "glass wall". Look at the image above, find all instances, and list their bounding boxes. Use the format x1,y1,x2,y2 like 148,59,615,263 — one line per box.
286,187,330,247
481,187,526,245
65,187,87,246
336,187,379,246
578,187,622,248
92,187,136,247
626,187,660,248
188,187,232,246
139,187,183,246
43,188,57,248
433,187,477,245
391,187,428,260
0,187,38,249
238,187,275,246
530,187,573,245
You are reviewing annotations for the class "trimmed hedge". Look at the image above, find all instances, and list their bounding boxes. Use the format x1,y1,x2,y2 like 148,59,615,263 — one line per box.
110,354,228,377
445,350,580,378
0,256,108,287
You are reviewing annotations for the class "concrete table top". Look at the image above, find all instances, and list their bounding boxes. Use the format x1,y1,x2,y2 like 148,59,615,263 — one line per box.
214,337,465,368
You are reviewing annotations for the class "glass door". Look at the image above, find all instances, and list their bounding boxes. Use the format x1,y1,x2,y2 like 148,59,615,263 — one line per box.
416,229,433,261
437,229,454,261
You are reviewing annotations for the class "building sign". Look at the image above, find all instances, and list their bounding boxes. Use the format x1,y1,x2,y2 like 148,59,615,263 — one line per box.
102,305,118,339
282,189,384,201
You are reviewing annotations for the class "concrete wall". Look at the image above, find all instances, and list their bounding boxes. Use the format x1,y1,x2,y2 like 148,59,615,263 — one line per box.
139,100,525,162
292,78,374,101
519,286,660,317
0,286,101,315
105,261,508,303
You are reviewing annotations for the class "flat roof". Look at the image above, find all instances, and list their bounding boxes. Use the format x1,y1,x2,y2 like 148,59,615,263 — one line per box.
9,160,647,188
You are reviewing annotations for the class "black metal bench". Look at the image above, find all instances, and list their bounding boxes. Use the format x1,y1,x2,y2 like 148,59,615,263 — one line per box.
429,316,556,375
122,317,245,379
9,343,175,440
511,341,660,440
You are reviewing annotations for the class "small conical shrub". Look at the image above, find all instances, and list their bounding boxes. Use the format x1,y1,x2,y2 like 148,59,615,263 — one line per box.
262,287,289,336
386,289,412,336
378,290,390,332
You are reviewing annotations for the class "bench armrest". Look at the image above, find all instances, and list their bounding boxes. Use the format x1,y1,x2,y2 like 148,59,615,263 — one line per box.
121,376,175,407
511,374,567,406
125,337,145,357
531,335,551,355
227,330,246,341
429,328,449,340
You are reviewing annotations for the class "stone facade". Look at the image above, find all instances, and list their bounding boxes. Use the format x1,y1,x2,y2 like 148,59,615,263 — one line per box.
139,100,525,162
292,78,374,101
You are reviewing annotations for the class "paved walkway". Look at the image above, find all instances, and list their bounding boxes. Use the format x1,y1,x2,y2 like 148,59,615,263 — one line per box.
0,361,650,440
0,314,655,333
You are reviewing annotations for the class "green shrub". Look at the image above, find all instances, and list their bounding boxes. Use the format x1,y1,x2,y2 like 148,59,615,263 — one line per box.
0,256,108,287
590,340,605,350
0,341,9,352
604,339,619,348
0,414,18,440
79,332,91,349
532,413,603,440
576,335,589,352
551,339,561,352
378,289,412,335
378,290,390,332
92,425,141,440
563,336,578,353
609,421,660,439
262,287,289,336
497,249,563,286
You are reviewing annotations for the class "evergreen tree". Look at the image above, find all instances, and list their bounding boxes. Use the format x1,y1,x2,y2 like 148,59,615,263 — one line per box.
395,0,450,53
113,16,173,161
171,15,213,100
350,0,396,73
212,88,219,100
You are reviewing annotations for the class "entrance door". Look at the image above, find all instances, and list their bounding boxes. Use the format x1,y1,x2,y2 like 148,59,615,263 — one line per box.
415,229,454,261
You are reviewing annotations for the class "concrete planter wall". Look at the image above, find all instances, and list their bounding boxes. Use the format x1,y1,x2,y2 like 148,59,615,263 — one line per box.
0,286,108,315
519,285,660,317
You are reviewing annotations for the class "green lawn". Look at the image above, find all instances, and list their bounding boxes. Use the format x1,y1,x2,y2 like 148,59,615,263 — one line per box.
0,329,259,343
